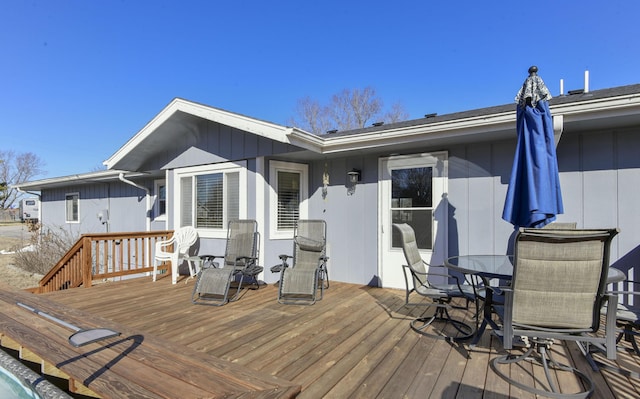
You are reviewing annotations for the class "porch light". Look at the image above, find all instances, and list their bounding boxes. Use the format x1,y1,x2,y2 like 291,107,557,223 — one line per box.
347,169,361,184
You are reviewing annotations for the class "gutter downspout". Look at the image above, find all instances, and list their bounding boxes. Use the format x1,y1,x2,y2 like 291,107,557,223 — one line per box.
118,173,151,231
553,114,564,147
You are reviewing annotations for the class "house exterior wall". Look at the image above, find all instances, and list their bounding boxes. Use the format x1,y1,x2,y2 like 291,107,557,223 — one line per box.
40,179,154,236
37,124,640,287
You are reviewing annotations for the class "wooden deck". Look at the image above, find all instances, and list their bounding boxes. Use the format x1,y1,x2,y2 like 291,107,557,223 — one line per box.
4,275,640,398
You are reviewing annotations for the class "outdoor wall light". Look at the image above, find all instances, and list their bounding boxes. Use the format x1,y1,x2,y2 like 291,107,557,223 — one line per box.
347,169,361,184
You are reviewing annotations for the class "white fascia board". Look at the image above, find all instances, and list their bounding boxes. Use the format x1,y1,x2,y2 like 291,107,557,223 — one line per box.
550,93,640,121
289,93,640,155
286,128,326,153
104,100,182,169
317,111,515,154
13,170,137,191
177,99,291,141
104,98,292,169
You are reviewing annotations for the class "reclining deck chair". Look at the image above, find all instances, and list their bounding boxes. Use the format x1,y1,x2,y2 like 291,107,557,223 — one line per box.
393,223,475,341
276,220,328,305
191,220,260,306
491,228,619,399
153,226,198,284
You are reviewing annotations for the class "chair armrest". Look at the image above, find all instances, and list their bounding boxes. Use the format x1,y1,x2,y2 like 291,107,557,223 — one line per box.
271,255,291,273
234,256,258,269
199,254,223,269
155,236,177,250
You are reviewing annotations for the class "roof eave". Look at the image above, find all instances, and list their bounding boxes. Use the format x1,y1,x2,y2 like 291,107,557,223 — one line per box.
13,170,148,191
104,98,293,169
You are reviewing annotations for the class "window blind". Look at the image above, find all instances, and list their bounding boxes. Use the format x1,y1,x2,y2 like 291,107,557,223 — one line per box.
277,171,300,229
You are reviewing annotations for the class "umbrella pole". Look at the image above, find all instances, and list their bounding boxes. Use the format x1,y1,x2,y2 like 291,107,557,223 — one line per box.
17,302,121,347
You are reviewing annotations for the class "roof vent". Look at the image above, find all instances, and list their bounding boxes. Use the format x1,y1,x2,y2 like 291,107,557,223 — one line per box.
372,122,384,127
425,113,437,118
567,89,584,95
326,129,338,134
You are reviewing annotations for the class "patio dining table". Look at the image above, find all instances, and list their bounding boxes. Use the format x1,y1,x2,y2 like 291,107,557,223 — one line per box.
445,255,626,347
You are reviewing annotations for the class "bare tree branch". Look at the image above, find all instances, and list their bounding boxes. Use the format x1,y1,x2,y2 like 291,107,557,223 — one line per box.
0,150,45,209
291,86,408,134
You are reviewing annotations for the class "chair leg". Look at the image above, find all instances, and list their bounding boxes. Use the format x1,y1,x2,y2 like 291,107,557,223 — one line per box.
491,338,595,399
410,304,474,342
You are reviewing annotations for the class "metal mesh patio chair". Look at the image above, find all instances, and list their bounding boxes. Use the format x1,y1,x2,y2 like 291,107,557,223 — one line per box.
610,280,640,355
153,226,198,284
595,279,640,378
275,220,328,305
191,220,261,306
491,227,619,399
393,223,475,341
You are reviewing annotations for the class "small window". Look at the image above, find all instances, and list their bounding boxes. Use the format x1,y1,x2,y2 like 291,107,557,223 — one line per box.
65,193,79,223
154,180,166,220
269,161,308,239
25,200,36,206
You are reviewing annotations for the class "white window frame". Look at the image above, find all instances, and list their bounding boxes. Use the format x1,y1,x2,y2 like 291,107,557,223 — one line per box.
173,161,247,239
65,192,79,223
269,160,308,239
154,179,167,221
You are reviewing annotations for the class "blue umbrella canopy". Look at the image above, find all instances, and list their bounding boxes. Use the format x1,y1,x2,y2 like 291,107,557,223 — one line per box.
502,66,564,228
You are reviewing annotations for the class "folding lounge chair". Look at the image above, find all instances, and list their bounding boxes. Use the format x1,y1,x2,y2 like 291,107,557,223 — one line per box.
191,220,261,306
153,226,198,284
491,227,619,399
276,220,328,305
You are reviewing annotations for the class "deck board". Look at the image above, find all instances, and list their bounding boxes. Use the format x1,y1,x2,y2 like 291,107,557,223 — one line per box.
3,275,636,398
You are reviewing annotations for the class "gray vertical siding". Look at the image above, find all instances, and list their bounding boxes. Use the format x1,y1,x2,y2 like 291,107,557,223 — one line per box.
37,123,640,287
40,179,152,236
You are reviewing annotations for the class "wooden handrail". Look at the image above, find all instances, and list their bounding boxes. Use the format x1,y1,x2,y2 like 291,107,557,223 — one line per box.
34,231,173,293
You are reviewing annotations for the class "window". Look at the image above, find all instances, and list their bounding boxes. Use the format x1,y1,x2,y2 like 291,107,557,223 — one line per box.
175,162,246,238
65,193,79,223
390,167,434,249
154,180,166,220
270,161,308,239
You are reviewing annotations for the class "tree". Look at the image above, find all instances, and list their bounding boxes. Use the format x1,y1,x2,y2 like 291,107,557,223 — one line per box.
290,87,409,134
0,150,45,209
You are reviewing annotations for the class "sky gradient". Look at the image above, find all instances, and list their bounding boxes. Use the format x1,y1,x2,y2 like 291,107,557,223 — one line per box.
2,0,639,179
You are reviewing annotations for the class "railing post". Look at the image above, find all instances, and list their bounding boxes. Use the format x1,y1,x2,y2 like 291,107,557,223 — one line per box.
82,236,93,288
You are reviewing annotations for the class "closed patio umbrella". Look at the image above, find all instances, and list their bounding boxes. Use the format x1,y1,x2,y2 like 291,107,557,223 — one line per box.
502,66,563,228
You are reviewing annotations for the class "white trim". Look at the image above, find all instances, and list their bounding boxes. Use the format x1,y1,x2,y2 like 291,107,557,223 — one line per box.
173,161,247,239
255,157,266,275
153,179,167,222
104,98,294,169
377,151,448,289
269,160,309,240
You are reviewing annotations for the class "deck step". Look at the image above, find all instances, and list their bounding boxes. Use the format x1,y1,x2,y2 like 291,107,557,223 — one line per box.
1,333,100,397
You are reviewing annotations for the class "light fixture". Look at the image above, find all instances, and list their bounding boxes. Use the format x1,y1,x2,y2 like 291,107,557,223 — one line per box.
347,169,361,184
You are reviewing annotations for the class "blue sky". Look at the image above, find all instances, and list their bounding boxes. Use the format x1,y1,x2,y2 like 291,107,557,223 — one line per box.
2,0,639,179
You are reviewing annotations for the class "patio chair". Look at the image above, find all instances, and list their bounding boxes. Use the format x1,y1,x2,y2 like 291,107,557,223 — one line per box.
393,223,474,341
594,279,640,377
153,226,198,284
610,281,640,355
491,227,619,399
276,220,328,305
191,220,261,306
